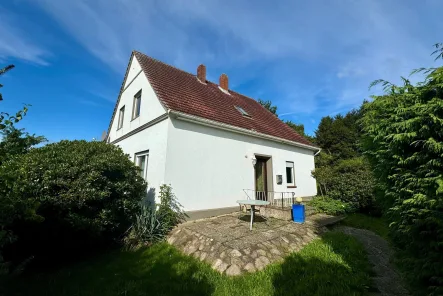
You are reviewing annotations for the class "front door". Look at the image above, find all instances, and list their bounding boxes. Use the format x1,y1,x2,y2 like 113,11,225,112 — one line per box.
255,158,268,200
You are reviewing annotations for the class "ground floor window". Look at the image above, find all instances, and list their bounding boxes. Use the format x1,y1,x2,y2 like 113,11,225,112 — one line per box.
286,161,295,187
135,150,149,180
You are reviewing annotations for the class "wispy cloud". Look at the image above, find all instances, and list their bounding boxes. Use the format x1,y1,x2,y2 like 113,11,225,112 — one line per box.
0,8,50,65
27,0,443,118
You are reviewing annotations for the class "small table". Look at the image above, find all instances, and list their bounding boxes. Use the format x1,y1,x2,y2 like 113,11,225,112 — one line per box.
236,199,270,230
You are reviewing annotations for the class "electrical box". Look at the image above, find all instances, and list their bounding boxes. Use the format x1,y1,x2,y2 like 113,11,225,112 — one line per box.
276,175,282,184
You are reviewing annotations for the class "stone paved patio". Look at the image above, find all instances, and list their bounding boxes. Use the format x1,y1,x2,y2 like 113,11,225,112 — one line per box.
167,213,343,276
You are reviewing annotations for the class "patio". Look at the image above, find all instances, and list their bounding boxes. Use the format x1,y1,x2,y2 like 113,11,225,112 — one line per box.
167,212,344,276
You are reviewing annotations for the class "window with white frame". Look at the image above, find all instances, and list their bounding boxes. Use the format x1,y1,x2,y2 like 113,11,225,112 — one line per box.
135,150,149,180
117,106,125,129
132,90,142,119
286,161,295,187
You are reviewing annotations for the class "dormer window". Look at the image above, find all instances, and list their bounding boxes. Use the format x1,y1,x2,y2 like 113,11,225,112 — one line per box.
235,106,251,117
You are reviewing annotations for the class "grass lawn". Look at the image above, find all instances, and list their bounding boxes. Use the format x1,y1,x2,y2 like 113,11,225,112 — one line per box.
5,231,373,296
341,213,390,240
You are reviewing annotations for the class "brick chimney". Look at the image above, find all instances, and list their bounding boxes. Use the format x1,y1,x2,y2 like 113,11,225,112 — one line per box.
197,64,206,82
219,73,228,91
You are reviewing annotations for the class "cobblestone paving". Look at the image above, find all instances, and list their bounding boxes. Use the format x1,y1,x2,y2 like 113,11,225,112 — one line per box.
167,213,342,275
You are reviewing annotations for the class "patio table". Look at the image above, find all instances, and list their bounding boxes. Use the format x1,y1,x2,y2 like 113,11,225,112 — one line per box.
236,199,270,230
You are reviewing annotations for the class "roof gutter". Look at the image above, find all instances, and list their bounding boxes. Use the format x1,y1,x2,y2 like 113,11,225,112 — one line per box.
168,110,320,152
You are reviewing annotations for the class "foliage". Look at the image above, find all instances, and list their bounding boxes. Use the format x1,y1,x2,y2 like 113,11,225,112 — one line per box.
157,184,188,231
125,185,187,248
313,156,376,212
0,107,42,275
360,44,443,294
315,107,363,160
308,196,351,216
0,140,146,266
6,232,373,296
124,206,168,248
257,98,277,115
0,65,14,101
0,105,28,131
285,120,316,143
0,127,46,165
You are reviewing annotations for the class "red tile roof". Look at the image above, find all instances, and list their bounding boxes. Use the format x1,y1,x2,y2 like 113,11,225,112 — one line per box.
120,51,316,147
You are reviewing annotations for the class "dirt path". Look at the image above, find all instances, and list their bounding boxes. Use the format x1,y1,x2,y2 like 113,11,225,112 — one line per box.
336,226,409,296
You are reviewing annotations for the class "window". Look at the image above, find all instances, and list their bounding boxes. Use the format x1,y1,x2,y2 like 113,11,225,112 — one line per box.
235,106,251,117
286,161,295,187
117,106,125,129
135,151,149,180
132,91,142,119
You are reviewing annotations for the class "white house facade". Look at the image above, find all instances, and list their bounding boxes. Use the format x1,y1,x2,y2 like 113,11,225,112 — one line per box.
107,51,320,219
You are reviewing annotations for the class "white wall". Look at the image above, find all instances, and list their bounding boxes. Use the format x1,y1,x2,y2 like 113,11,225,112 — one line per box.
164,118,317,212
116,119,169,203
108,57,166,143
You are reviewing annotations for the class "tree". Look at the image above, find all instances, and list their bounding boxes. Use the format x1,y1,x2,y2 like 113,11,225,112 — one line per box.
360,43,443,294
0,65,15,101
285,120,316,143
0,127,46,165
315,108,362,159
258,99,277,115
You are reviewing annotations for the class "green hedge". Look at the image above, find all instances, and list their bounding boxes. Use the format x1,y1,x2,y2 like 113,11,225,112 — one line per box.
313,156,376,212
0,140,146,266
308,196,351,216
361,57,443,294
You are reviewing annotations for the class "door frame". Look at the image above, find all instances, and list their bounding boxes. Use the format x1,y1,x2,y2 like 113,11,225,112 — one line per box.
253,154,273,199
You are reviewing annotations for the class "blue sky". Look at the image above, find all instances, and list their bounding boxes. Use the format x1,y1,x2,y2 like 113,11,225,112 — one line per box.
1,0,442,141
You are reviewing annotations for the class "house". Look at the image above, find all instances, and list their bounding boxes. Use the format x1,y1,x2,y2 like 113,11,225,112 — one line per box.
106,51,320,219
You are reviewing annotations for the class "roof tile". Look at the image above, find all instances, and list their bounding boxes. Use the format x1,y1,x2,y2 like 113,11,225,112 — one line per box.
133,51,316,147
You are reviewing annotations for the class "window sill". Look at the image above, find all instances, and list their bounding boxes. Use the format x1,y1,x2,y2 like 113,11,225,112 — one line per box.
117,127,123,131
287,185,297,188
131,115,140,122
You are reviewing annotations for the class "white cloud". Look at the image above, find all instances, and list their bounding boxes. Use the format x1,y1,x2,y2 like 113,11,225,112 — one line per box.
26,0,443,117
0,9,49,65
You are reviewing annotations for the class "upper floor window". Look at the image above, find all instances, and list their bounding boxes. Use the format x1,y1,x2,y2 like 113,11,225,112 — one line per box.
286,161,295,187
132,90,142,119
117,106,125,129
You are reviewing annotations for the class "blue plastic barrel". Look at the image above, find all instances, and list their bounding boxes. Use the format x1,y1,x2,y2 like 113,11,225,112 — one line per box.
292,204,305,223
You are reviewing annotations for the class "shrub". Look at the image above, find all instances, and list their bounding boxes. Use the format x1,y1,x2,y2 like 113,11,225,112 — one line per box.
125,185,187,248
0,140,146,265
157,184,187,231
361,45,443,294
308,196,351,216
124,206,167,248
313,156,376,212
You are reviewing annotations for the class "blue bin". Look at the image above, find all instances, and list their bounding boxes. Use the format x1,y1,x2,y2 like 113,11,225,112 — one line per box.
292,204,305,223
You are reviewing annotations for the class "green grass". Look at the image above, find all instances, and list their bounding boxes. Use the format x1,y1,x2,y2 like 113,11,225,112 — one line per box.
5,231,373,296
341,213,390,240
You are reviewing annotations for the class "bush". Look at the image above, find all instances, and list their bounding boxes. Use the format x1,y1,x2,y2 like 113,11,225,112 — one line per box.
308,196,351,216
361,45,443,294
125,185,187,248
157,184,187,231
0,140,146,266
313,156,376,212
124,206,167,248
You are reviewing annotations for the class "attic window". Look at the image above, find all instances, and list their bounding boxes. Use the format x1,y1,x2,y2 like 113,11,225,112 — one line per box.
235,106,251,117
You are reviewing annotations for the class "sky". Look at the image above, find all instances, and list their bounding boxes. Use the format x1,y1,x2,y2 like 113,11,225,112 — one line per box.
1,0,442,142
